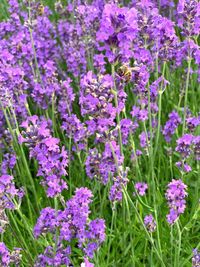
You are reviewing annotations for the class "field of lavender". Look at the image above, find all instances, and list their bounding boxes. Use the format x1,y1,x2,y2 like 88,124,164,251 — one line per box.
0,0,199,266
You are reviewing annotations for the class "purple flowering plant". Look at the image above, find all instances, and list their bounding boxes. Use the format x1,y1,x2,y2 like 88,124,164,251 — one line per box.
0,0,199,266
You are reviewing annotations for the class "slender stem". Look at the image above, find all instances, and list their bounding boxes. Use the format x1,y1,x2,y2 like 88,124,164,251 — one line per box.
54,197,59,256
107,202,116,265
175,220,182,267
123,111,142,179
147,82,163,260
28,0,42,83
8,211,34,263
182,56,191,134
111,64,124,157
154,62,166,158
123,188,166,267
2,106,40,213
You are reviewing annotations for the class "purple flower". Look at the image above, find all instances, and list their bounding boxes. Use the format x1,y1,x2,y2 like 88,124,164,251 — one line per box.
139,131,150,150
144,214,156,232
86,141,124,185
0,242,10,267
193,136,200,161
186,116,200,132
163,111,181,142
176,161,192,173
58,79,75,117
131,149,143,161
132,64,150,104
135,182,148,196
19,116,52,146
131,106,148,122
0,242,21,267
35,244,71,267
57,2,100,77
0,174,23,209
20,116,68,197
81,258,94,267
80,71,117,135
177,0,200,37
109,168,129,202
112,118,138,145
176,134,194,159
33,207,62,238
0,153,16,175
192,248,200,267
100,141,124,183
109,180,123,202
34,188,106,264
96,3,138,62
165,179,187,224
120,119,134,145
62,114,88,151
85,148,101,181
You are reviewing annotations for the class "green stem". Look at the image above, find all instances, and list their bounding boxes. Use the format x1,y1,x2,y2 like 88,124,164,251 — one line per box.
175,220,182,267
28,0,42,83
2,107,40,213
154,62,166,158
111,64,124,157
107,202,116,265
8,211,34,263
147,83,163,260
182,56,191,134
123,188,166,267
170,226,173,266
54,197,59,256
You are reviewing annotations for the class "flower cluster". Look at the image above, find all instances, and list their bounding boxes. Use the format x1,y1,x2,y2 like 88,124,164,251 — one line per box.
0,174,23,233
109,167,129,202
186,115,200,132
163,111,181,142
0,153,16,176
177,0,200,37
193,136,200,161
62,114,88,152
81,258,94,267
0,242,21,267
135,182,148,196
86,141,124,184
175,134,200,172
165,179,187,224
34,188,106,265
176,134,194,158
0,0,199,264
19,116,68,197
80,71,116,135
192,248,200,267
144,214,156,232
57,1,100,77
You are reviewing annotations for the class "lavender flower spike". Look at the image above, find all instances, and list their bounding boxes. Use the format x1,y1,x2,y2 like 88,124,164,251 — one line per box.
135,182,148,196
165,179,187,224
144,214,156,232
192,248,200,267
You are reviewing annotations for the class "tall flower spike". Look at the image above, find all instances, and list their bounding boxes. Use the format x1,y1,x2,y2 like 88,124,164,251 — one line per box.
0,174,24,233
175,134,194,159
20,116,68,197
165,179,187,224
0,242,21,267
80,71,116,135
135,182,148,196
193,136,200,161
163,111,181,142
34,188,106,266
192,248,200,267
144,214,156,232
